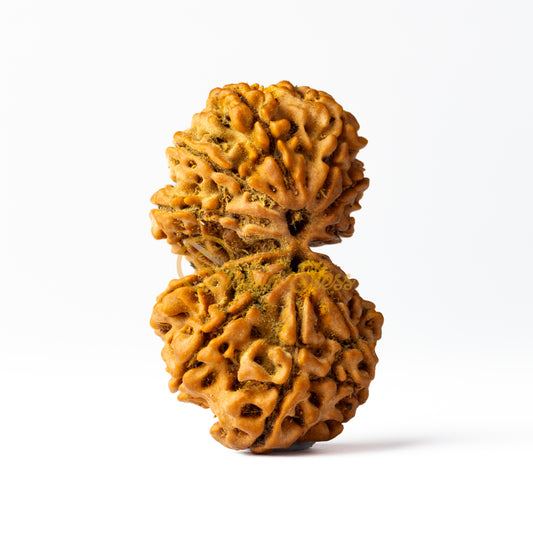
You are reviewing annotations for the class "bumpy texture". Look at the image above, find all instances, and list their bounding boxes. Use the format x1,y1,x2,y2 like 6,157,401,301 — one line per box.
150,82,383,453
151,251,382,453
150,81,369,267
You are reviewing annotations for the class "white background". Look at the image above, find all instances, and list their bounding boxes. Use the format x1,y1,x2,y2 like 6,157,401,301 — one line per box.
1,0,532,531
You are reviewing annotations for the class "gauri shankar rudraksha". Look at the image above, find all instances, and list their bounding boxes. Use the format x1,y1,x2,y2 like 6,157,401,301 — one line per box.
150,81,383,453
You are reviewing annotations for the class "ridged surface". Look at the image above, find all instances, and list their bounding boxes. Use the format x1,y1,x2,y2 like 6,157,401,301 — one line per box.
150,82,383,452
150,81,369,267
150,251,383,453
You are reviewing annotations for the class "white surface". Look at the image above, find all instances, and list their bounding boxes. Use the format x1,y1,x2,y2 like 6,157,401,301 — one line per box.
1,1,532,532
